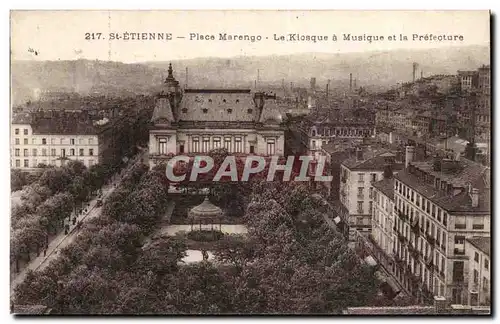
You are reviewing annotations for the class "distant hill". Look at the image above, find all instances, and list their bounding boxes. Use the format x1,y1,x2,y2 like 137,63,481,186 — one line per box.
11,45,489,106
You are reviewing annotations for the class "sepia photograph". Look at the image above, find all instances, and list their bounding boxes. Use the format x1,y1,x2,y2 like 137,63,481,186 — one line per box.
9,10,491,315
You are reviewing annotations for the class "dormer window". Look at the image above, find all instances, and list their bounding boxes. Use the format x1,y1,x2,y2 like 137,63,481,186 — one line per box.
182,108,188,113
236,99,240,103
223,99,226,103
227,109,233,114
202,108,208,114
247,108,253,114
208,99,212,103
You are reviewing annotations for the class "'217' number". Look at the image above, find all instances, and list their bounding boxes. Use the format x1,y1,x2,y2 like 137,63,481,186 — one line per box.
85,33,102,40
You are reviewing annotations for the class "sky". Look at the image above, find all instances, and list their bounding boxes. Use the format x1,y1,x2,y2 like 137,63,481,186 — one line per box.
11,10,490,63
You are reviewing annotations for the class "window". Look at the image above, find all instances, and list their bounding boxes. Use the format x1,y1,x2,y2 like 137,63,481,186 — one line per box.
443,212,448,226
32,138,36,145
223,137,231,152
61,149,66,157
23,149,28,156
15,128,19,135
51,149,56,156
23,129,28,135
51,138,56,145
15,138,19,145
42,148,47,156
357,201,363,214
70,138,75,145
249,145,255,154
79,149,84,156
267,139,276,155
368,201,373,214
371,173,377,182
15,149,19,156
24,159,29,168
23,138,28,145
32,149,37,157
357,187,364,198
60,138,64,145
15,159,20,167
474,252,479,262
179,145,185,154
227,108,233,114
473,217,484,230
42,138,47,145
454,235,465,255
455,216,466,229
369,187,373,199
213,137,221,149
89,149,94,156
79,138,84,145
247,108,253,114
70,149,75,156
202,137,210,153
202,108,208,114
483,277,489,291
33,159,37,167
234,137,242,153
192,137,200,152
89,138,94,145
158,138,167,154
311,140,316,149
485,258,489,270
358,173,365,182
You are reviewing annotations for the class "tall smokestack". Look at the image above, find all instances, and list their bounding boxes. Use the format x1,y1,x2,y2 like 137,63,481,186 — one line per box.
326,80,330,98
349,73,353,92
421,70,423,79
185,67,188,88
412,62,418,82
354,78,357,89
257,69,260,88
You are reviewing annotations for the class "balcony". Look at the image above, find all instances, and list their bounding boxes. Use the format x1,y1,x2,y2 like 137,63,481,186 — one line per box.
454,248,465,255
472,224,485,230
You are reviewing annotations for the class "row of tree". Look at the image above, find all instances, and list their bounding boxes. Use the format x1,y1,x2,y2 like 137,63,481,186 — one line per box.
10,161,111,273
13,162,172,313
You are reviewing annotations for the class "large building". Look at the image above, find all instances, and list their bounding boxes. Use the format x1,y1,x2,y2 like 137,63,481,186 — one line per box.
465,236,490,306
10,111,110,169
339,147,404,241
393,150,490,305
148,64,285,168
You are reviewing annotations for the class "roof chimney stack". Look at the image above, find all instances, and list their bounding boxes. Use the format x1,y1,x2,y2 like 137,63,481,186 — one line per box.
356,147,364,162
405,146,415,168
470,188,479,208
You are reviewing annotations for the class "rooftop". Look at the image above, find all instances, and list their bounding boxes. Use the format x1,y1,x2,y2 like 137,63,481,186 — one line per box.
395,159,490,213
342,149,404,171
466,236,490,256
372,177,395,200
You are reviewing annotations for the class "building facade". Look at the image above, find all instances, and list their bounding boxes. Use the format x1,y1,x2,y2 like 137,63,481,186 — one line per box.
393,150,490,305
11,113,103,170
339,148,403,241
148,64,285,168
465,236,490,306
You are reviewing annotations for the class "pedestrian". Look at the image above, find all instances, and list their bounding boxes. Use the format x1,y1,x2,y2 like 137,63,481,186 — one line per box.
43,248,47,257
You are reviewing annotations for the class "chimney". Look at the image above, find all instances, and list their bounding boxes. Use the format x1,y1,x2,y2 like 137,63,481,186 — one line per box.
355,147,364,162
434,296,447,313
470,188,479,208
405,146,415,168
349,73,353,92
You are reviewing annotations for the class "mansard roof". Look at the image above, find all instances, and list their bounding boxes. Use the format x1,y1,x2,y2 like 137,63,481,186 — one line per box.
151,97,174,125
179,89,257,122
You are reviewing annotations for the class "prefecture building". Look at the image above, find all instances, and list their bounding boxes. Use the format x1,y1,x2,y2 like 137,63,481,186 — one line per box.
148,64,285,168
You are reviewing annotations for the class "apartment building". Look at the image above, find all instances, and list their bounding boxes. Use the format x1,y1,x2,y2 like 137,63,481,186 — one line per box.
339,147,403,241
11,112,106,169
392,149,490,305
371,177,396,269
465,236,490,306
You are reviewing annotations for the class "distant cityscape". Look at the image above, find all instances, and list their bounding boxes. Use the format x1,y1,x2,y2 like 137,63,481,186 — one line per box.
10,58,490,315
